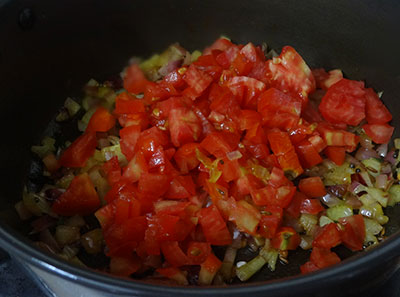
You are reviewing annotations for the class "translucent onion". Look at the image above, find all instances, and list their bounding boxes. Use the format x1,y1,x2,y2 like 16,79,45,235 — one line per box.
355,147,379,161
376,143,388,158
375,174,388,190
227,150,242,161
320,193,342,207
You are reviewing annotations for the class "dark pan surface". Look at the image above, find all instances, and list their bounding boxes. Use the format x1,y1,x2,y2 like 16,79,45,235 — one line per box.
0,0,400,296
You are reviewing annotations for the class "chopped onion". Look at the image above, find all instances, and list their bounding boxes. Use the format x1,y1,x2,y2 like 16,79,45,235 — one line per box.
385,150,397,165
30,215,57,234
355,147,379,161
376,143,388,158
381,162,392,174
15,201,33,220
344,194,363,209
359,133,374,149
55,225,80,247
327,185,347,198
320,193,342,207
375,174,388,189
349,181,363,193
227,150,242,161
39,229,61,253
359,171,374,187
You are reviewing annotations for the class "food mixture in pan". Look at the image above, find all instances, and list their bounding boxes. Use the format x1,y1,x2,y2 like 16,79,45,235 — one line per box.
16,37,400,285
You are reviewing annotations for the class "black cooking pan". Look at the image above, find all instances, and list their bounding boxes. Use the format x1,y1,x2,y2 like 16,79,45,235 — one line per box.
0,0,400,296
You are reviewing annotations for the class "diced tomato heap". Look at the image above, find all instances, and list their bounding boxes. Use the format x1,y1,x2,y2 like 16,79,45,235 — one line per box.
52,38,394,281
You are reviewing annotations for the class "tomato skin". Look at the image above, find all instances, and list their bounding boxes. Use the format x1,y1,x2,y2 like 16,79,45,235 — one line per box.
227,76,266,109
324,146,346,165
59,132,97,168
313,223,341,249
169,107,202,147
362,123,394,144
123,64,149,94
120,125,141,161
258,211,282,239
295,139,323,169
198,205,232,246
135,127,170,160
312,68,343,90
300,198,324,215
310,247,341,269
251,185,296,208
138,173,171,198
52,173,100,216
317,122,359,151
203,38,233,55
319,79,366,126
286,191,307,218
102,156,122,186
298,177,326,198
271,227,301,250
364,88,392,124
165,175,196,199
339,215,365,251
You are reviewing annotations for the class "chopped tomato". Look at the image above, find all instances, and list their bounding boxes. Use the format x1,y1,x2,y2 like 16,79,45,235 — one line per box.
265,46,315,106
183,65,213,99
161,241,190,267
86,106,115,132
102,156,122,186
200,131,240,159
169,107,202,147
271,227,301,250
173,142,202,174
138,172,171,198
120,125,141,161
268,130,303,178
324,146,346,165
300,261,320,274
52,173,100,216
295,139,323,169
286,191,306,218
123,64,149,94
339,215,365,251
312,68,343,90
203,38,233,55
251,184,296,208
114,92,145,114
300,198,324,215
319,79,366,126
364,88,392,124
227,76,266,109
59,132,97,168
298,177,326,198
362,123,394,144
310,247,341,269
258,88,302,130
187,242,212,265
317,122,359,151
313,223,341,249
165,175,196,199
198,205,232,246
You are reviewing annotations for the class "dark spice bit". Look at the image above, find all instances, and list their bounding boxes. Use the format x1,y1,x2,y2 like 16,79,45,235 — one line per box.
394,170,398,180
396,162,400,169
217,188,225,195
355,168,361,173
219,159,224,165
349,163,356,169
394,149,399,159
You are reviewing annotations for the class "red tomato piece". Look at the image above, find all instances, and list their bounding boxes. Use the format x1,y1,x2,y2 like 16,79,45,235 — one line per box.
310,247,341,269
173,142,202,174
104,181,136,203
307,134,326,153
102,156,122,186
251,185,295,208
86,106,115,132
364,88,392,124
239,110,262,131
203,38,233,55
339,215,365,251
258,212,282,239
324,146,346,165
120,125,141,161
300,198,324,215
123,64,149,94
183,65,213,99
169,107,202,147
122,151,148,183
319,79,366,126
236,174,264,196
114,198,141,225
200,252,222,278
198,205,232,246
161,241,190,267
300,261,320,274
295,139,323,169
153,200,190,216
265,46,316,107
200,131,240,159
187,242,212,265
285,191,307,218
95,199,117,230
52,173,100,216
271,227,301,250
313,223,342,249
138,172,171,198
165,175,196,199
114,92,145,114
227,76,266,109
59,132,97,168
135,127,170,160
312,68,343,90
362,123,394,144
299,177,326,198
267,130,303,178
317,122,359,151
